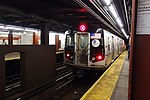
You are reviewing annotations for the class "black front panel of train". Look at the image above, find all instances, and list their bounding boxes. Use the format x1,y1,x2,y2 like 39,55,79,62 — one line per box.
65,34,74,61
65,46,74,60
90,32,105,62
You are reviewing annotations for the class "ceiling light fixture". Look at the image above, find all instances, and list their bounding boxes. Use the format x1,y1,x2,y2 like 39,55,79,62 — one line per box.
24,28,39,32
116,17,123,28
5,25,24,31
0,31,9,34
12,32,22,35
121,28,128,39
74,0,120,35
0,25,5,29
108,4,118,19
103,0,111,6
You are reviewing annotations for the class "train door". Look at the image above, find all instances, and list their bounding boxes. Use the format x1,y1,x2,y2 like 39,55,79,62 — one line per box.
75,32,90,65
117,38,120,55
119,40,123,53
111,36,115,60
114,38,118,58
105,36,111,66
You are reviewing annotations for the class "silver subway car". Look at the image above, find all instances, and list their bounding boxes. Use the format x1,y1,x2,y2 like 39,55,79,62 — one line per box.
64,29,124,70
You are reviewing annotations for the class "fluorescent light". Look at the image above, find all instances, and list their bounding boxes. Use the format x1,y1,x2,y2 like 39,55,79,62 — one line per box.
12,32,22,35
25,28,39,32
5,26,24,31
108,4,118,19
121,28,128,38
0,31,9,34
103,0,111,6
116,17,123,27
0,25,5,29
121,28,125,34
0,35,8,37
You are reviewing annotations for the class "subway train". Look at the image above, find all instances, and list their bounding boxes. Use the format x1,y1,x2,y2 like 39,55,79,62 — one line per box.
64,29,125,70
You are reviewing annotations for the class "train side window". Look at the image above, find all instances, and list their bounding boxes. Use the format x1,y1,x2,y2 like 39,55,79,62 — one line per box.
107,37,110,51
108,45,110,51
101,38,103,46
81,37,88,48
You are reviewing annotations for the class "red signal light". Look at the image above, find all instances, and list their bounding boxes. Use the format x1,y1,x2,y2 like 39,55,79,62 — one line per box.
79,24,87,32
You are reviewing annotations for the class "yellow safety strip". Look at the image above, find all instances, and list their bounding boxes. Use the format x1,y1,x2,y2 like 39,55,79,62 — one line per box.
80,51,127,100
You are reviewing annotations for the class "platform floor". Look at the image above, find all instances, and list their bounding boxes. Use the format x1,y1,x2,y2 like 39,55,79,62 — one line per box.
80,51,129,100
111,54,129,100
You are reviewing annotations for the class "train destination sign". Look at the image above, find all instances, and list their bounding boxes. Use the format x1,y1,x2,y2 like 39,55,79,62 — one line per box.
90,33,101,39
136,0,150,34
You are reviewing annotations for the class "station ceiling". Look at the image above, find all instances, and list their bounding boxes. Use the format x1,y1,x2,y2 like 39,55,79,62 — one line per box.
0,0,132,40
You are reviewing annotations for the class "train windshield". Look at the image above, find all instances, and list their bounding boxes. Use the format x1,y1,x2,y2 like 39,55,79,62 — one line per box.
75,32,90,65
77,34,89,48
65,34,74,47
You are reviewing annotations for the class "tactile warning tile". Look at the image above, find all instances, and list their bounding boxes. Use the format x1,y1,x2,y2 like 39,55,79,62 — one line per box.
80,51,127,100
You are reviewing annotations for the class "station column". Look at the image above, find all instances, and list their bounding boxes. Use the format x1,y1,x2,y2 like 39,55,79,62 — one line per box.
129,0,150,100
8,30,13,45
41,23,49,45
33,32,39,45
0,54,5,99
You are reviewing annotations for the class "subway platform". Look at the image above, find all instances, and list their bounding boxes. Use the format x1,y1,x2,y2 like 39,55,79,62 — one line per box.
80,51,129,100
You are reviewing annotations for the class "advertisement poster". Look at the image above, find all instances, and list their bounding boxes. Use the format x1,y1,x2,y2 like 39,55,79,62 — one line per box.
136,0,150,34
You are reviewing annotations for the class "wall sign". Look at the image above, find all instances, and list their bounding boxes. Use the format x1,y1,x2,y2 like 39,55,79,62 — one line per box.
136,0,150,34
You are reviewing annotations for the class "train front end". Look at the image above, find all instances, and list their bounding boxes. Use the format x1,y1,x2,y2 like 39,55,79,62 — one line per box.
64,31,106,70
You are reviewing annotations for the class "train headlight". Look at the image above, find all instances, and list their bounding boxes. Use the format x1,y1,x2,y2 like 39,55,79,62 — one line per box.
66,53,70,57
70,56,73,59
65,52,74,61
96,55,103,61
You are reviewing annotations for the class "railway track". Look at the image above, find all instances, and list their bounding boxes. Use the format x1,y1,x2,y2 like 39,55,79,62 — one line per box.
6,54,104,100
6,61,76,100
47,70,104,100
